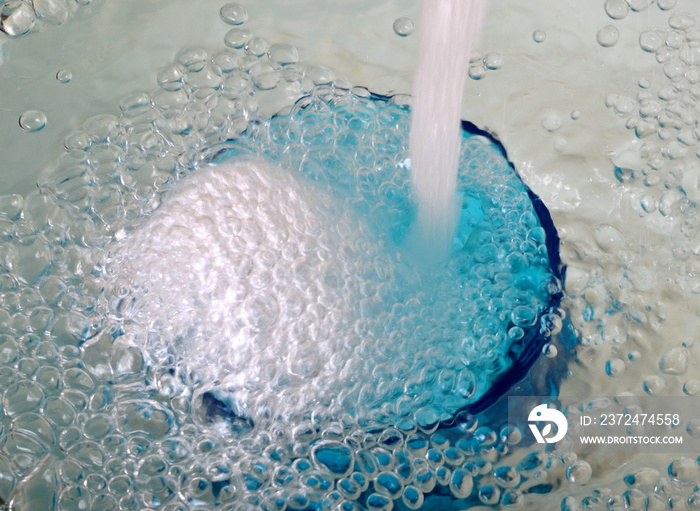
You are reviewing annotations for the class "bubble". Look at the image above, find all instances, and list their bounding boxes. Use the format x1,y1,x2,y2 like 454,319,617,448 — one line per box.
668,458,700,486
483,52,503,70
597,25,620,47
542,344,558,358
56,69,72,83
393,17,414,37
659,347,689,375
567,461,593,485
627,0,653,11
671,13,696,30
571,110,581,120
468,63,487,80
33,0,69,25
658,0,678,10
639,30,663,52
683,379,700,396
268,43,299,65
532,29,546,43
642,375,666,395
219,3,247,25
1,2,36,37
605,0,630,20
224,27,253,49
18,110,47,132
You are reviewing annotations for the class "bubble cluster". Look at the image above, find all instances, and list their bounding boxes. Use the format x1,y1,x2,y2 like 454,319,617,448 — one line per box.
0,13,566,509
469,52,504,80
0,0,86,38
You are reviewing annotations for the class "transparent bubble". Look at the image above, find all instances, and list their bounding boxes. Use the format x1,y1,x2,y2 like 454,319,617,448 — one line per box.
483,52,503,70
643,375,666,395
683,379,700,396
658,0,678,10
605,0,630,19
639,30,663,52
468,63,487,80
56,69,72,83
668,457,700,485
393,17,414,37
567,461,593,484
224,27,253,49
532,29,546,43
219,3,248,25
33,0,69,25
18,110,47,132
670,14,695,30
605,357,626,376
659,347,689,375
597,25,620,47
627,0,653,11
1,2,36,37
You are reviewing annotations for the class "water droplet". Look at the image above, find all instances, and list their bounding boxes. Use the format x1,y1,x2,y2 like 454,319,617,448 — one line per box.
219,3,247,25
483,53,503,70
668,457,699,486
18,110,47,132
393,17,414,37
597,25,620,47
639,30,663,52
56,69,72,83
532,29,546,43
571,110,581,120
605,0,630,20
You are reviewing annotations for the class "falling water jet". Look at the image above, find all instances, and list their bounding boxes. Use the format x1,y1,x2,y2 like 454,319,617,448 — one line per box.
409,0,485,264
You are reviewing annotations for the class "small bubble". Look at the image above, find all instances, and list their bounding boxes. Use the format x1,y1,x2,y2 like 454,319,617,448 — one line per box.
532,29,546,43
542,344,557,358
658,0,678,10
659,347,689,375
605,358,626,376
566,461,593,485
18,110,47,132
627,0,653,11
628,350,642,361
483,53,503,70
571,110,581,120
468,63,487,80
683,379,700,396
224,28,253,49
642,375,666,395
597,25,619,47
541,113,561,132
56,69,72,83
393,17,414,37
605,0,630,20
220,3,248,25
639,30,663,52
669,13,695,30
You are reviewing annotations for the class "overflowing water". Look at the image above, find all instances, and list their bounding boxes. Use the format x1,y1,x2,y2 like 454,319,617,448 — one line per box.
409,0,484,262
